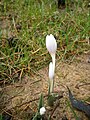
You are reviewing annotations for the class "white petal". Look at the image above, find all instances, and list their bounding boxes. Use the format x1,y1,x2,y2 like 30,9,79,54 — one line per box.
40,107,46,115
46,34,57,54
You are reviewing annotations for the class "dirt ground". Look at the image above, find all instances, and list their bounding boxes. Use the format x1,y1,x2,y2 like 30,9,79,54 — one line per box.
0,53,90,120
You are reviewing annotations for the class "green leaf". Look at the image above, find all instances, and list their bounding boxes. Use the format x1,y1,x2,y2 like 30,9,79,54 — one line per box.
32,112,39,120
0,114,2,120
48,115,51,120
38,93,44,111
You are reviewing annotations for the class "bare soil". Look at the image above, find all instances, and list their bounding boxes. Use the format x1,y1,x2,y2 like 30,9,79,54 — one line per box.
0,53,90,120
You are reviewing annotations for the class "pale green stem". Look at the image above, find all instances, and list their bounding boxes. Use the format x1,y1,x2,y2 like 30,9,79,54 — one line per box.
50,53,55,93
50,78,54,93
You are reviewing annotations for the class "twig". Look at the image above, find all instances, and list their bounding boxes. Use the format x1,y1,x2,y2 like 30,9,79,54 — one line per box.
75,82,90,89
2,109,12,117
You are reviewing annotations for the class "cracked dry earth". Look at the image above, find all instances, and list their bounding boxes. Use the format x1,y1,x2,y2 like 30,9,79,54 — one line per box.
0,53,90,120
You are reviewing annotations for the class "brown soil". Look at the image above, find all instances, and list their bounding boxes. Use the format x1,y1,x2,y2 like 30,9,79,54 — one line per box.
0,53,90,120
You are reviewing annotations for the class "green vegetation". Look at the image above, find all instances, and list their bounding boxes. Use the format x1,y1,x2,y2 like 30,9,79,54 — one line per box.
0,0,90,82
0,114,2,120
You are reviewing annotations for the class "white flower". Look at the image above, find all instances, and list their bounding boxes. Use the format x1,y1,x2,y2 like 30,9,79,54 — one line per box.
46,34,57,72
40,107,46,115
46,34,57,55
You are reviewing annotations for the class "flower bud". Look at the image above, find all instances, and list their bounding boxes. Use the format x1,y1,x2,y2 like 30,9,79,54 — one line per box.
46,34,57,55
40,107,46,115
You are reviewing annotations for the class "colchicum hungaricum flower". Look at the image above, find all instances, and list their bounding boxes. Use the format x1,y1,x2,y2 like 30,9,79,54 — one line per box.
40,107,46,115
46,34,57,72
46,34,57,93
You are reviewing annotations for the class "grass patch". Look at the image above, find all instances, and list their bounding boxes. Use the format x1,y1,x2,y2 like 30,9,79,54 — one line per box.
0,0,90,83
